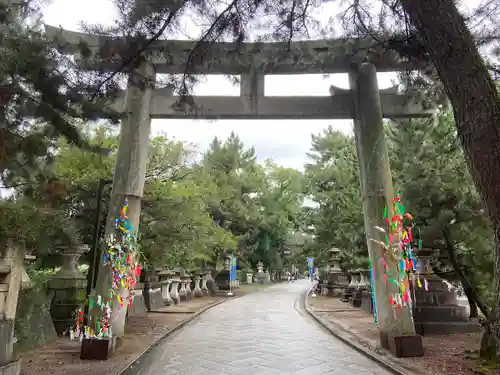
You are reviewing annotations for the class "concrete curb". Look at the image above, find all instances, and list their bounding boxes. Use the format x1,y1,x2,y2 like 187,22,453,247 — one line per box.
303,289,424,375
115,298,229,375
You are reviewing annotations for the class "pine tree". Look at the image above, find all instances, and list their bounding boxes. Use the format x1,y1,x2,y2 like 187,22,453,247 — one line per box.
0,1,120,188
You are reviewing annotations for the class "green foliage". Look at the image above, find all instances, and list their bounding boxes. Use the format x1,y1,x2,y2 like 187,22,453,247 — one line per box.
4,126,307,275
1,4,119,189
0,198,80,254
198,132,306,270
305,112,494,310
387,112,494,304
304,126,366,269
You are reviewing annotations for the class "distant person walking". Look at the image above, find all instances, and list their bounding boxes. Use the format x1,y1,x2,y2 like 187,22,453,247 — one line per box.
310,278,319,297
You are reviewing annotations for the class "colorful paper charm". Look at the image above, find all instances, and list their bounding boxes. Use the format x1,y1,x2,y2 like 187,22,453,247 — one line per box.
370,188,428,322
70,199,142,340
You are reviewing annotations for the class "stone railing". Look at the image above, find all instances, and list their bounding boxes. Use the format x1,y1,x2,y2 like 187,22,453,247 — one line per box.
137,268,213,310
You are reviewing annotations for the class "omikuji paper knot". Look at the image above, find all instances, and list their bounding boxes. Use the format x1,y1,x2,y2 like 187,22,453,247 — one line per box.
69,199,142,341
369,188,427,323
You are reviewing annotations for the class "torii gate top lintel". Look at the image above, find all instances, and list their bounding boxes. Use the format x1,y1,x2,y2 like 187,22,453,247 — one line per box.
44,26,432,120
44,26,421,75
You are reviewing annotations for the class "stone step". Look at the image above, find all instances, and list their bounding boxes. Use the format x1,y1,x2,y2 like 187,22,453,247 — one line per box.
415,321,481,335
0,283,8,292
0,263,11,275
413,305,468,322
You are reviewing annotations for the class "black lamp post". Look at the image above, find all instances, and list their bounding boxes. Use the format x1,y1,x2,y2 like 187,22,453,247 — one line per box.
83,178,112,326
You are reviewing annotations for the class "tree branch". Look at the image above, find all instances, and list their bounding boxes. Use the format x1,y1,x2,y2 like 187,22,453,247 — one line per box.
92,1,188,99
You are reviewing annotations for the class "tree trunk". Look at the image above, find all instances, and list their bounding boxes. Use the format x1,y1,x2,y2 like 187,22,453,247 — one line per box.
464,286,479,319
400,0,500,359
442,228,491,319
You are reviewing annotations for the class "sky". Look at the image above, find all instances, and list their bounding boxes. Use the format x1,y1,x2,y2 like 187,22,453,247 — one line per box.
40,0,463,171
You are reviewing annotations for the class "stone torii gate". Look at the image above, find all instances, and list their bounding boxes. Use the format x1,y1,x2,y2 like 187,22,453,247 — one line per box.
45,26,432,358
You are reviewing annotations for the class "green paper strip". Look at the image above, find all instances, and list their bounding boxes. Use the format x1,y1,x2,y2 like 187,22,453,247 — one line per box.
399,203,405,215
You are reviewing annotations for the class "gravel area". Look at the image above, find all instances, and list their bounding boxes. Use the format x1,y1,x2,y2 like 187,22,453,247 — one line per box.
307,296,485,375
19,297,224,375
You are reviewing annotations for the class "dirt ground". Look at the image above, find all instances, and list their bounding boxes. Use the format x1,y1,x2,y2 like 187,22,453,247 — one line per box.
307,296,496,375
19,296,224,375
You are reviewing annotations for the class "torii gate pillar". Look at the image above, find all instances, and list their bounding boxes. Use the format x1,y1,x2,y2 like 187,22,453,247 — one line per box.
349,62,424,357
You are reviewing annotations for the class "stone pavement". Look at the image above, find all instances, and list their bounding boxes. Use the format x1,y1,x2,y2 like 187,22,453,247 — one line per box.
135,280,393,375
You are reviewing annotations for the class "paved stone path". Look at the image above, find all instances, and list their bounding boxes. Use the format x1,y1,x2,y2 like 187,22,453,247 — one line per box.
137,280,393,375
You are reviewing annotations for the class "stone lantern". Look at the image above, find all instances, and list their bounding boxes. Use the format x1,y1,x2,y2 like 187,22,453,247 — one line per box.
254,261,267,284
214,255,231,291
48,244,87,335
326,248,349,297
257,261,264,274
411,248,480,335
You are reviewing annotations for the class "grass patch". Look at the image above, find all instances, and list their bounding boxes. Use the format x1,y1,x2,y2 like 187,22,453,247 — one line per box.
476,360,500,374
464,349,500,374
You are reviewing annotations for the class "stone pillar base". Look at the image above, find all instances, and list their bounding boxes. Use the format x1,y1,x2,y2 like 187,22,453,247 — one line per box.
380,331,424,357
127,289,148,317
341,287,355,302
144,284,164,311
80,336,117,360
0,360,20,375
349,296,362,307
327,286,344,298
360,291,373,314
0,320,14,366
